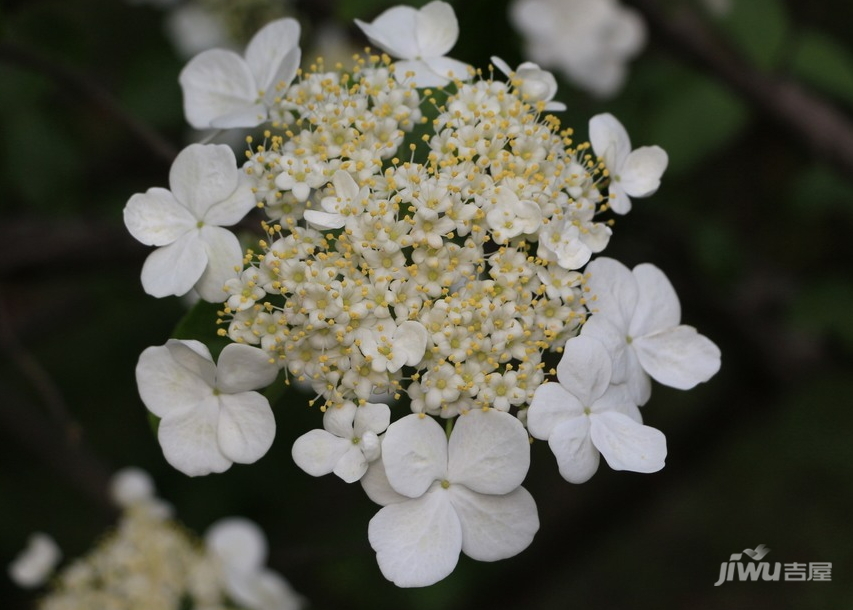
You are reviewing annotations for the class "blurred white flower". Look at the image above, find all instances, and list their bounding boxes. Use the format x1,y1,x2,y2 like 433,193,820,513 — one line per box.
527,335,667,482
362,410,539,587
123,143,256,301
589,112,668,214
509,0,646,97
8,533,61,588
206,518,303,610
135,339,279,476
179,18,301,129
581,257,722,405
355,1,470,87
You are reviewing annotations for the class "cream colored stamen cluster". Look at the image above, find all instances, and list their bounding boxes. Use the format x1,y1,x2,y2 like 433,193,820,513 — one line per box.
224,57,611,417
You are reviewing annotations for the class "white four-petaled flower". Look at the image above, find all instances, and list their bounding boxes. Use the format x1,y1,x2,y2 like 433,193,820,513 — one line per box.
123,143,256,302
490,56,566,112
527,335,667,483
581,257,722,405
179,18,301,129
589,112,669,214
135,339,279,476
355,1,470,87
205,518,303,610
361,409,539,587
291,401,390,483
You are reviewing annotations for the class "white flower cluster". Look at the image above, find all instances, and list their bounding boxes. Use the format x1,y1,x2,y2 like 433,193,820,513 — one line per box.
124,1,720,588
9,468,303,610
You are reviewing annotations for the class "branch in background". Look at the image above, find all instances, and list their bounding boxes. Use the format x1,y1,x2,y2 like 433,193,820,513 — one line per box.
625,0,853,177
0,42,179,164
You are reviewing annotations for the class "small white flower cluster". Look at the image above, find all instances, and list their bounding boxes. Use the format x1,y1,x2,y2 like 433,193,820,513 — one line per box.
124,1,720,588
9,468,303,610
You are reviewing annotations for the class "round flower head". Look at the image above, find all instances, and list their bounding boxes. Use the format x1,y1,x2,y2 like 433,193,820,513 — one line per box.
123,143,256,301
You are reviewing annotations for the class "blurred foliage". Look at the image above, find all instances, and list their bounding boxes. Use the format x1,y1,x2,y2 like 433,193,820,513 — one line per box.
2,0,853,608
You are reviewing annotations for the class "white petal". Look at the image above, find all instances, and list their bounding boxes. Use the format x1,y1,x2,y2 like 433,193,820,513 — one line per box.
355,7,419,59
170,144,239,219
353,401,391,437
368,490,462,587
8,533,61,588
323,401,357,438
381,414,447,498
421,56,471,82
450,485,539,561
331,169,360,202
165,339,216,385
361,458,410,506
584,257,638,329
209,103,268,129
140,233,207,298
292,429,351,477
590,383,638,418
447,409,530,495
416,1,459,57
217,392,276,465
179,50,257,129
244,18,301,91
620,146,668,198
194,226,243,302
555,336,612,406
589,411,667,473
630,263,681,336
395,320,428,367
203,176,257,227
624,347,653,406
606,182,633,215
303,209,346,230
333,446,369,483
223,568,300,610
526,382,582,440
580,315,630,384
205,517,267,573
548,416,599,483
216,343,278,393
136,342,212,418
633,326,722,390
158,394,231,476
391,59,451,87
124,188,195,246
589,112,631,169
110,467,155,507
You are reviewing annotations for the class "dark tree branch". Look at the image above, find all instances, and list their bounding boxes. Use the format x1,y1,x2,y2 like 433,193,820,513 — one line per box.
625,0,853,177
0,42,179,164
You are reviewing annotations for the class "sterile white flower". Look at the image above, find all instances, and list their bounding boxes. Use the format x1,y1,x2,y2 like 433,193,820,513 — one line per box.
179,17,301,129
509,0,646,97
581,257,722,405
361,409,539,587
205,518,303,610
135,339,279,476
527,335,667,483
291,401,390,483
123,143,256,301
8,532,61,588
355,1,470,87
491,56,566,111
589,112,669,214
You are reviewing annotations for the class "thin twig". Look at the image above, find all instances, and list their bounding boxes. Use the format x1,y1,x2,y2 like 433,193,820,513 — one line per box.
625,0,853,176
0,41,179,164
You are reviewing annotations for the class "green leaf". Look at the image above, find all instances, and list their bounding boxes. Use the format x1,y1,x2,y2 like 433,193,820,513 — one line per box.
721,0,790,70
790,29,853,106
171,299,230,357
